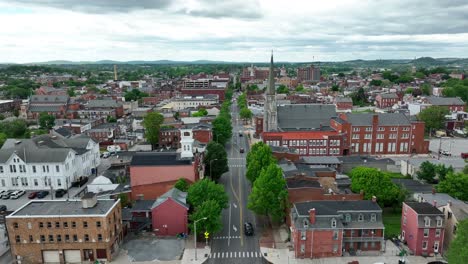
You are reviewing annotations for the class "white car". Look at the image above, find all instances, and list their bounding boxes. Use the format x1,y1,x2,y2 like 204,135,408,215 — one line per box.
10,190,25,199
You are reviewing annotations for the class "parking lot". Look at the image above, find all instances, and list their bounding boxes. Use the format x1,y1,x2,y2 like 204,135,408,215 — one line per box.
429,137,468,157
120,236,184,262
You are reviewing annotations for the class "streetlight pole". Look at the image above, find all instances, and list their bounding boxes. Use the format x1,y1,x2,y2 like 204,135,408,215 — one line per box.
209,159,218,180
194,217,207,261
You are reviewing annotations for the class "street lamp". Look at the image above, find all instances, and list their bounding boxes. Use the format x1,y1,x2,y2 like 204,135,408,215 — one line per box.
209,159,218,179
194,217,207,261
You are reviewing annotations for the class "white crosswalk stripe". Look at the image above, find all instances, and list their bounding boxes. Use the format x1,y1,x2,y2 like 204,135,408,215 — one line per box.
213,235,241,240
209,251,262,259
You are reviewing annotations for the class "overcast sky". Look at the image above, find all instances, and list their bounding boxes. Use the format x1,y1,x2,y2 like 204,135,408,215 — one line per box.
1,0,468,63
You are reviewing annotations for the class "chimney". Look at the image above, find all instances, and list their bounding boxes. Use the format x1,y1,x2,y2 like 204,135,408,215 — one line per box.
372,114,378,125
432,188,436,195
81,192,97,208
433,200,437,207
372,196,377,203
448,200,452,207
308,208,316,225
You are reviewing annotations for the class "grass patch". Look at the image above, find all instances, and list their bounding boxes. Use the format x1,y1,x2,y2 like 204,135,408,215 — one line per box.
385,172,412,179
383,207,402,239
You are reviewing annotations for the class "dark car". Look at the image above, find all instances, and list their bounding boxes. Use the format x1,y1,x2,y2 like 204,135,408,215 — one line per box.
239,133,243,137
37,191,49,199
240,148,245,153
55,189,67,198
0,205,6,212
244,222,254,236
1,190,14,199
28,192,39,199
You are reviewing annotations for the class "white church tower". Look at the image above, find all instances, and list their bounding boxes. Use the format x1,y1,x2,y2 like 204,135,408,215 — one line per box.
180,128,194,159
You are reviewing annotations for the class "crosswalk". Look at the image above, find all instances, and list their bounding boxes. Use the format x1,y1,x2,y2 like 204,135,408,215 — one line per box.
213,236,241,240
228,165,245,168
228,157,246,168
209,251,263,259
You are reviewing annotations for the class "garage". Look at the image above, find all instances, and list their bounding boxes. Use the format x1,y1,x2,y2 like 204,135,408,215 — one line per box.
42,250,60,263
64,250,81,263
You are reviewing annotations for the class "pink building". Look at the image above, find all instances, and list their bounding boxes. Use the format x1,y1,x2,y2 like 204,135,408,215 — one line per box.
130,152,201,200
151,188,189,236
401,202,445,256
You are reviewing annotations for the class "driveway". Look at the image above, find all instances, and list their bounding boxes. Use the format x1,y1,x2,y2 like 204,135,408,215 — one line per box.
122,237,185,262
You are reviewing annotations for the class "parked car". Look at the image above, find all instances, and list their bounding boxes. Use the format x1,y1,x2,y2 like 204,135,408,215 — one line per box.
36,191,49,199
1,190,14,199
439,150,451,156
10,190,25,199
462,153,468,159
55,189,67,198
0,205,6,212
244,222,254,236
28,192,39,199
102,152,110,158
240,148,245,153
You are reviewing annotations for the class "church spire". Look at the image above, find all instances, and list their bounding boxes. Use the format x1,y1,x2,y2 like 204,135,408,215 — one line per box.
267,51,275,95
263,51,278,132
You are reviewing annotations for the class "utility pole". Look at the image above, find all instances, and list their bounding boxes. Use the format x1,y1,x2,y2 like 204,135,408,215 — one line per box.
437,137,442,160
194,217,207,261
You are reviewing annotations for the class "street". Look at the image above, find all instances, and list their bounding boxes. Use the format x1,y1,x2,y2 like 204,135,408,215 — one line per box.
206,99,268,263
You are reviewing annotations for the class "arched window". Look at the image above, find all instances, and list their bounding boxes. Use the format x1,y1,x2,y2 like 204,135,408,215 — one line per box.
331,218,337,228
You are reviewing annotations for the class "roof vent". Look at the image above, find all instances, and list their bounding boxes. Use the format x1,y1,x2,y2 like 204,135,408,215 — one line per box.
82,192,98,208
15,140,21,145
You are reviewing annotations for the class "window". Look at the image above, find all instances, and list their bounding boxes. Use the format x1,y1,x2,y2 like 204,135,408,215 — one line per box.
437,218,443,227
13,222,18,229
47,222,52,228
20,177,28,186
352,127,360,132
333,244,338,253
390,127,397,131
401,133,409,139
9,165,16,173
72,221,76,228
40,235,45,242
57,179,61,187
331,218,337,228
0,166,3,173
371,213,376,222
29,235,33,243
389,133,397,139
366,127,372,132
422,241,428,250
48,235,54,242
358,214,364,222
11,178,18,186
56,165,60,172
301,231,306,240
423,229,429,237
63,222,68,228
16,235,20,243
57,235,62,242
65,235,70,242
73,234,78,242
19,165,26,173
424,218,431,227
84,234,89,242
345,214,351,222
434,241,440,252
98,234,103,242
303,220,308,228
83,221,88,228
377,134,384,139
453,225,457,235
402,127,410,131
34,179,38,186
39,222,44,228
403,216,407,225
55,222,60,228
333,230,338,240
448,212,452,219
435,229,441,237
378,127,385,131
32,166,36,173
97,221,102,228
364,134,372,139
352,134,359,139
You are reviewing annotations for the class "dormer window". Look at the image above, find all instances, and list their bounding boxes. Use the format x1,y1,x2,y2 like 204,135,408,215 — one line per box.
331,218,337,228
358,214,364,222
345,214,351,222
371,213,376,222
303,220,309,228
424,217,431,227
436,218,443,227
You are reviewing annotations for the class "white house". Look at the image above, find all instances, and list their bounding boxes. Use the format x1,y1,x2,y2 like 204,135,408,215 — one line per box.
0,134,100,191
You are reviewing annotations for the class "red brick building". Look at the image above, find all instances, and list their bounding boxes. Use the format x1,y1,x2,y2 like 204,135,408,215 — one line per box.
376,93,399,108
424,96,466,112
151,188,189,236
297,65,321,82
335,97,353,111
290,200,384,258
401,202,445,256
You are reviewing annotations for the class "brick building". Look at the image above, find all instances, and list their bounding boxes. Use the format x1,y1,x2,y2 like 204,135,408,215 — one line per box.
297,65,321,82
151,188,189,236
376,93,399,108
335,97,353,111
424,96,466,112
86,99,124,118
401,202,445,256
26,95,70,119
6,194,122,263
290,199,384,258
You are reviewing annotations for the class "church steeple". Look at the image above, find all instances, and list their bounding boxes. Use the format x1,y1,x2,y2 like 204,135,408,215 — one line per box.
263,52,278,132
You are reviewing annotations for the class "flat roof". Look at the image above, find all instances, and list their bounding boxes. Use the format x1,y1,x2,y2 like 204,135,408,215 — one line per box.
7,199,118,218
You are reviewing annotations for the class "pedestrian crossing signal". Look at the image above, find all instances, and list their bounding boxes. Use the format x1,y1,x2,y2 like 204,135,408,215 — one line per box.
204,231,209,238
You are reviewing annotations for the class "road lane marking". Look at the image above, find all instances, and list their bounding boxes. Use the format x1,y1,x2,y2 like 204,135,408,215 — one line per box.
233,203,237,208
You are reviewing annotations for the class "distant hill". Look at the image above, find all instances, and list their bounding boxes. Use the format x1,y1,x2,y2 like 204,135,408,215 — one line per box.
27,59,237,65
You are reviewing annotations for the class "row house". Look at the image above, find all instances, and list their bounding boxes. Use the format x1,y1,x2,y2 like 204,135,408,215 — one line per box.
401,202,445,256
6,194,122,263
85,123,121,143
424,96,466,113
375,93,399,108
86,99,124,118
25,95,70,119
290,199,384,258
0,134,100,191
264,131,344,156
334,97,353,111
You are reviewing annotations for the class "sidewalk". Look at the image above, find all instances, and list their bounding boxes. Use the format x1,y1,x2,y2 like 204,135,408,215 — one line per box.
181,237,210,264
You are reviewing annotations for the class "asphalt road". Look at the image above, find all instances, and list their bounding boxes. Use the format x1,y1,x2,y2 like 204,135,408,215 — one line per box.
206,97,268,263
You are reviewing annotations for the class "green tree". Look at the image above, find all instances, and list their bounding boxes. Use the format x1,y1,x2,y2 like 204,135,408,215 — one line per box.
106,115,117,123
0,133,7,148
239,107,253,121
187,179,228,210
212,116,232,145
370,79,382,86
438,172,468,201
331,84,340,92
463,165,468,175
174,178,189,192
416,161,437,183
142,112,164,150
0,119,27,138
382,71,399,82
247,84,259,92
405,88,414,94
118,193,130,208
246,142,276,183
338,72,345,78
420,83,431,95
192,108,208,117
414,72,426,79
99,89,108,94
276,84,289,94
447,219,468,264
417,106,449,133
248,163,288,222
67,88,76,97
124,89,148,101
350,167,406,207
435,164,454,181
295,84,304,92
39,112,55,130
189,200,223,235
204,141,228,181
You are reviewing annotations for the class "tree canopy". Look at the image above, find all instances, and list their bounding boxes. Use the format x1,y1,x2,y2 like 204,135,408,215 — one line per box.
174,178,189,192
39,112,55,130
124,89,149,101
0,119,28,138
187,179,228,210
248,163,288,222
212,115,232,145
416,161,454,183
441,78,468,102
437,172,468,201
142,112,164,150
189,199,223,235
239,107,253,120
246,142,276,183
192,108,208,117
276,84,289,94
446,219,468,264
203,141,228,181
418,106,449,133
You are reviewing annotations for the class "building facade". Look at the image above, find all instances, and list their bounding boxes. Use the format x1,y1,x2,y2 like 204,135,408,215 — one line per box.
6,194,123,263
297,65,321,82
376,93,399,108
151,188,189,236
401,202,445,256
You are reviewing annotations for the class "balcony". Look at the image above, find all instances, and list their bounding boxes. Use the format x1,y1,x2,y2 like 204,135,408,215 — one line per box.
343,236,383,242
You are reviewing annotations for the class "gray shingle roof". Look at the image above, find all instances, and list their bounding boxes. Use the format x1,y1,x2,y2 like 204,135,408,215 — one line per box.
380,93,398,99
277,104,336,130
87,99,122,108
335,97,353,103
426,96,465,106
405,202,444,215
31,95,69,104
345,113,411,126
295,200,382,216
152,188,188,209
29,105,63,112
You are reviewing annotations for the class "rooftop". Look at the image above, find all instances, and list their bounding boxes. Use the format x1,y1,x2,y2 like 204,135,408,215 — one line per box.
277,104,336,131
152,188,188,209
405,201,444,215
294,200,381,216
130,152,192,166
8,199,117,217
286,177,321,189
344,113,411,126
426,96,465,106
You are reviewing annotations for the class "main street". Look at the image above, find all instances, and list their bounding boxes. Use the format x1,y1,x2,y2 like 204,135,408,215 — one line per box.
206,96,268,263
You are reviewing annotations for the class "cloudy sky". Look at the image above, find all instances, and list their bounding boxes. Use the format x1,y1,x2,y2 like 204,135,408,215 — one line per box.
1,0,468,63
